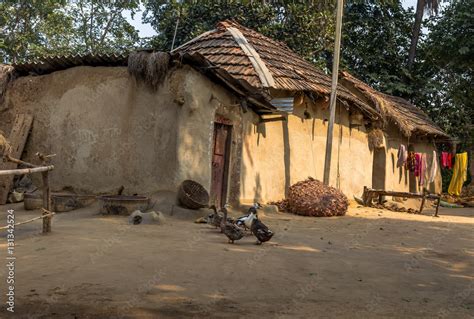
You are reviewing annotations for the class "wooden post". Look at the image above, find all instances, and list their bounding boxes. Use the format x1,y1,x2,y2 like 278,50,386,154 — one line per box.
362,186,368,205
434,196,441,217
42,171,52,233
419,190,426,214
323,0,344,186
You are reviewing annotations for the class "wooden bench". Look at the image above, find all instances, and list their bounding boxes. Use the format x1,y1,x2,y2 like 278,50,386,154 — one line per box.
362,187,441,217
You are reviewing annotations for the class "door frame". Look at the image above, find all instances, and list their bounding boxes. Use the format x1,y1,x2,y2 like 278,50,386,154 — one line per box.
212,115,233,207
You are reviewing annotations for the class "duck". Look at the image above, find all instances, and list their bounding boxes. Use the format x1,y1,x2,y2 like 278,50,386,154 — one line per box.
207,205,234,232
235,203,262,229
250,215,274,245
220,206,244,244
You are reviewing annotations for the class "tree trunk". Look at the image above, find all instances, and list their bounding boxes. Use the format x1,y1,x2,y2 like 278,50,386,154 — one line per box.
408,0,425,68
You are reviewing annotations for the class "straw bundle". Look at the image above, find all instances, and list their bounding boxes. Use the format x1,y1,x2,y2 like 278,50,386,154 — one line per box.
0,64,15,105
0,131,12,157
128,51,170,90
368,128,384,149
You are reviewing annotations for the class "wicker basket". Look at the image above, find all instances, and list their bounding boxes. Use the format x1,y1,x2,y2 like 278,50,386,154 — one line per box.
177,180,209,210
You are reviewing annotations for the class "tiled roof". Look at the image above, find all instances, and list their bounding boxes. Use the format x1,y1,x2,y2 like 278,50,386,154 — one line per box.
12,53,128,75
173,20,379,119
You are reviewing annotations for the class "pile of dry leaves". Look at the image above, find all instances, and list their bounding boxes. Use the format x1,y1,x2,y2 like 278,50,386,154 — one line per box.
271,177,348,217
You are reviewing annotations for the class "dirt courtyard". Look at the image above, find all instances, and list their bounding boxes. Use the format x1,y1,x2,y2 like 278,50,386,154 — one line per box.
0,200,473,319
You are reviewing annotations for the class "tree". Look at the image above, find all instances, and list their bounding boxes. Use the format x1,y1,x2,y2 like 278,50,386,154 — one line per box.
67,0,141,54
143,0,337,69
0,0,73,63
407,0,440,67
412,0,473,142
342,0,414,96
0,0,142,63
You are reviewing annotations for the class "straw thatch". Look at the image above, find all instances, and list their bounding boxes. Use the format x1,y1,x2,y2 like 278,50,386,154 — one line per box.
0,64,16,106
340,71,449,138
128,51,170,90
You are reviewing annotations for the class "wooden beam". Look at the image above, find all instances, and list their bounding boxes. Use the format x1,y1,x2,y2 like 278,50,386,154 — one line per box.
259,116,287,123
0,114,33,204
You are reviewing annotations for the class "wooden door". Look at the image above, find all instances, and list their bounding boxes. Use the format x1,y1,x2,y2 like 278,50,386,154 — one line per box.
211,123,232,208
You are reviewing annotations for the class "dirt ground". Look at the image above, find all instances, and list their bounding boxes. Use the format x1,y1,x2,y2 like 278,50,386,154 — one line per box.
0,199,473,319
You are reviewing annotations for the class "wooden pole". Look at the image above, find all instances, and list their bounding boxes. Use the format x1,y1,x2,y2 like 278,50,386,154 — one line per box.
323,0,344,186
0,165,54,176
42,171,52,233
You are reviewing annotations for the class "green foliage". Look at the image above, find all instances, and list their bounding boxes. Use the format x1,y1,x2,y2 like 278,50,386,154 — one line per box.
0,0,141,63
342,0,414,96
142,0,336,69
67,0,141,54
0,0,73,63
412,0,473,144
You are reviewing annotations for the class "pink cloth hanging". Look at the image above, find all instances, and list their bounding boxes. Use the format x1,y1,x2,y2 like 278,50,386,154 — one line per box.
414,153,421,177
441,152,449,168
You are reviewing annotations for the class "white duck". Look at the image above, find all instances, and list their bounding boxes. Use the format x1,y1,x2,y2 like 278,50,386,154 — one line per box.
235,203,261,230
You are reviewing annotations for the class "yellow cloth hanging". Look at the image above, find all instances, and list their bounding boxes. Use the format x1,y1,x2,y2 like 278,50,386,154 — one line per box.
448,152,468,196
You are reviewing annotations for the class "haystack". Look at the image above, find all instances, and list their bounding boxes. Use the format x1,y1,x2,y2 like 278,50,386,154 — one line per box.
128,51,170,90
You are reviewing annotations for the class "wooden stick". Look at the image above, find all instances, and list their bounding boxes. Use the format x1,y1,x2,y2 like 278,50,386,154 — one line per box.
4,155,38,168
434,196,441,217
0,212,55,230
42,171,52,233
0,165,54,176
419,192,426,214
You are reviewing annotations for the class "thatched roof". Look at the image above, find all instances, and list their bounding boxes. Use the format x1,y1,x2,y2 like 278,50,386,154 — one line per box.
339,71,449,139
173,20,379,119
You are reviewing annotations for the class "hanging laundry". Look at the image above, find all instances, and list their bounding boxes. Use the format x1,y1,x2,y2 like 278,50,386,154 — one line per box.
414,153,422,177
448,152,468,196
441,152,449,168
406,152,416,172
448,153,453,169
397,144,408,168
419,153,427,187
429,150,438,184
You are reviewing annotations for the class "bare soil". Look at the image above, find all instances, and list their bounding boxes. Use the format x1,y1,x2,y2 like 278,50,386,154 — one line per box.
0,201,473,319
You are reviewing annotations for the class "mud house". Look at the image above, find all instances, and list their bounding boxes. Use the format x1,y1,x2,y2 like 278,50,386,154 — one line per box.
0,20,446,206
339,71,449,194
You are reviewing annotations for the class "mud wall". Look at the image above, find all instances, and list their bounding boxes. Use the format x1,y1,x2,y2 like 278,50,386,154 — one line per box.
239,97,374,203
383,123,442,194
1,65,239,195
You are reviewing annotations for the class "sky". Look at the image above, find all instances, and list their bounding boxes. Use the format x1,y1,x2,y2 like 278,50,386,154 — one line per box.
126,0,421,38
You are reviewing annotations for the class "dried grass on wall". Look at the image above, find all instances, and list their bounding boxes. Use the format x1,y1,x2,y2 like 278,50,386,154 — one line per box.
0,64,16,106
368,128,385,149
128,51,170,90
0,131,12,157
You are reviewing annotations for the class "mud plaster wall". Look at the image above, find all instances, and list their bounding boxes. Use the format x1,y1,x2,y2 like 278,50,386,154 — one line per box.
383,123,442,193
172,66,242,203
1,66,182,194
240,97,374,203
1,65,242,195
